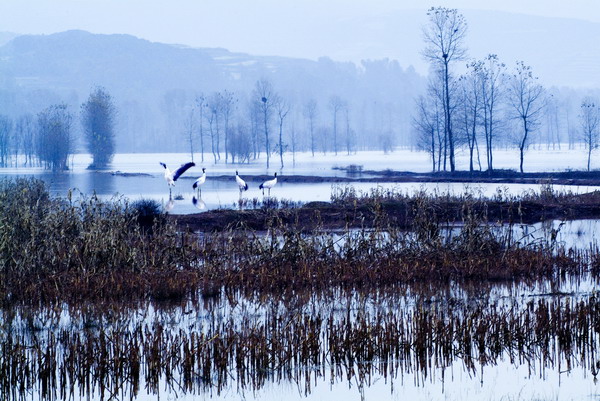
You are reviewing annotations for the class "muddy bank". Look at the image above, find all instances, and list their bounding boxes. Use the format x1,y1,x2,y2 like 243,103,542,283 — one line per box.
111,167,600,186
171,190,600,232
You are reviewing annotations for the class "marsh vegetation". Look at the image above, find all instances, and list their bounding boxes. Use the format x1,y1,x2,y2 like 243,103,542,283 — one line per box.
1,178,600,400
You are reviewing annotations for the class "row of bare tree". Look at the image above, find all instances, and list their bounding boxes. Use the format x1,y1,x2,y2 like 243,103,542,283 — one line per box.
415,7,600,173
180,80,356,169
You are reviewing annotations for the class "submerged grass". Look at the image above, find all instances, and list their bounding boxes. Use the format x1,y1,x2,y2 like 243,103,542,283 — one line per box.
0,178,592,305
2,293,600,400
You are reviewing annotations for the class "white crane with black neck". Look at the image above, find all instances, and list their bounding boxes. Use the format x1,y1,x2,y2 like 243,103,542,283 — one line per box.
259,172,277,196
235,170,249,196
160,161,195,198
193,168,207,196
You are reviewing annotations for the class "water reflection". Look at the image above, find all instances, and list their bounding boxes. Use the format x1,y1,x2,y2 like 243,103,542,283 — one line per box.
85,171,116,195
1,168,599,215
2,281,599,401
192,196,206,210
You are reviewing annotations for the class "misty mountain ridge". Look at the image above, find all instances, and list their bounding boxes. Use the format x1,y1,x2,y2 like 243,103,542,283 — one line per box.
0,30,416,99
0,29,422,152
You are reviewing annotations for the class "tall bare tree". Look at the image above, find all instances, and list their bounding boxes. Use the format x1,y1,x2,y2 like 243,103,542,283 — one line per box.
274,96,290,169
0,116,12,167
414,94,443,172
16,114,35,167
579,97,600,171
289,120,298,166
422,6,468,172
480,54,506,171
195,94,206,163
183,106,196,162
220,90,236,163
304,99,318,156
459,61,483,172
508,61,545,173
254,79,274,168
206,92,222,163
344,104,354,155
329,95,345,155
247,99,261,160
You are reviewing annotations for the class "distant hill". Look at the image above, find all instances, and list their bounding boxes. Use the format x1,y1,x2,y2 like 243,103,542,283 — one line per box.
0,30,424,152
0,32,18,47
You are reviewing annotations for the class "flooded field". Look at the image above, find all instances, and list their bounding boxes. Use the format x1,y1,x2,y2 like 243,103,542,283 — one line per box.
2,152,600,400
1,151,599,214
2,272,600,401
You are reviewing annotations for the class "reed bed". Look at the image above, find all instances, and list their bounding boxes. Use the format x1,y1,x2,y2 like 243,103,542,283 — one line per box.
0,178,592,305
1,178,600,400
2,294,599,400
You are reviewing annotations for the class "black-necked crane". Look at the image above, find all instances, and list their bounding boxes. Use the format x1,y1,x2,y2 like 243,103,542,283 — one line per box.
160,161,195,198
259,172,277,196
235,170,249,196
193,168,206,196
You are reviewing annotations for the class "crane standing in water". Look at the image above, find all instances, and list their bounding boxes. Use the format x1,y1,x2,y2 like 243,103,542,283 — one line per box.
160,161,195,198
259,172,277,196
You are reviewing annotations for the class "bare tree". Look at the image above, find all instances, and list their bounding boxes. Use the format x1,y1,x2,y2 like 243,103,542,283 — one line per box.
230,122,252,164
458,62,483,172
246,99,262,160
422,6,468,172
220,90,236,163
579,97,600,171
289,120,298,166
274,95,290,169
206,92,222,163
0,116,12,167
344,104,354,155
329,95,345,155
545,93,561,150
480,54,506,171
16,114,35,167
254,79,274,168
414,95,443,171
9,116,19,167
303,99,318,156
508,61,545,173
195,94,206,163
183,106,196,162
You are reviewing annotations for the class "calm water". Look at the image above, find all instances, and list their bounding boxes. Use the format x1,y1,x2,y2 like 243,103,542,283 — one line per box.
2,152,599,214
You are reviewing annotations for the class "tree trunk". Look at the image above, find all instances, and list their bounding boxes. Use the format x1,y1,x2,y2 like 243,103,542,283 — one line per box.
444,60,455,171
519,118,529,174
264,108,270,169
279,120,284,169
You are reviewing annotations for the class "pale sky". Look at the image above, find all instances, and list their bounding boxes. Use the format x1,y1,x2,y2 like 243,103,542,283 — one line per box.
1,0,600,84
1,0,599,47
